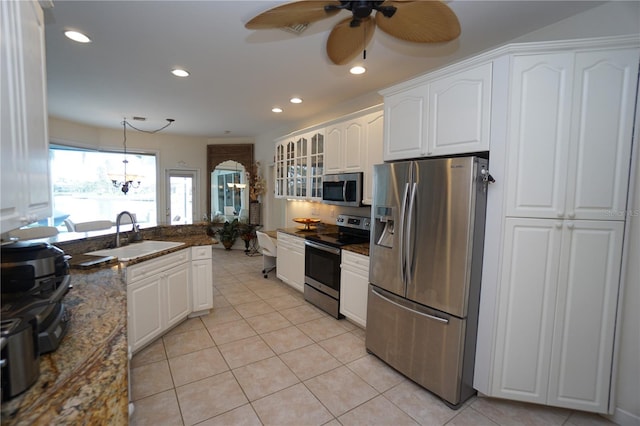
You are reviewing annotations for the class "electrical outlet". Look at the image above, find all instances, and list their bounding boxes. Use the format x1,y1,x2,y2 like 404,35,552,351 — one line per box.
330,207,336,217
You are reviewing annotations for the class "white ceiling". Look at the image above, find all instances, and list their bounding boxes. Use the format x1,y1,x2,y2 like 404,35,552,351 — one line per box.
44,1,604,138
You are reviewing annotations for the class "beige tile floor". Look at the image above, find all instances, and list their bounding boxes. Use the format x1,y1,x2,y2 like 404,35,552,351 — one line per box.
130,249,616,426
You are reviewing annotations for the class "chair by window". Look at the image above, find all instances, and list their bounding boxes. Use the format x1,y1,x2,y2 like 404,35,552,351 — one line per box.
256,231,277,278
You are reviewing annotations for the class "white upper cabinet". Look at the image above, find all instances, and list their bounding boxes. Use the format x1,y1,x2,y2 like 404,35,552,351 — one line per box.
566,49,637,220
383,85,429,161
363,110,384,205
383,62,492,161
325,119,365,174
428,62,493,156
274,106,381,202
506,49,638,220
1,0,51,233
275,130,324,201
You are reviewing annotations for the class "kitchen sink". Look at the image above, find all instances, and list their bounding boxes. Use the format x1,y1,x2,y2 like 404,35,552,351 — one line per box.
86,240,185,262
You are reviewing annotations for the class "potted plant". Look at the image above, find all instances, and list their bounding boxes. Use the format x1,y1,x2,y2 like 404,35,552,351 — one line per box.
215,218,240,250
238,222,256,253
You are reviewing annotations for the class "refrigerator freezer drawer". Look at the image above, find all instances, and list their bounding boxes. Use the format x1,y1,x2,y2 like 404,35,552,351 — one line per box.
365,285,474,407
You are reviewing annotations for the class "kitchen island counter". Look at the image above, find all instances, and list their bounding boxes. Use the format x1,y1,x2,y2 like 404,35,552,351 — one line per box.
0,266,128,426
1,225,216,425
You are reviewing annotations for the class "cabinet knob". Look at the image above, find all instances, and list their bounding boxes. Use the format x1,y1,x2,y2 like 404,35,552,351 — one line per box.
555,222,562,229
568,212,575,219
557,211,564,218
566,222,574,229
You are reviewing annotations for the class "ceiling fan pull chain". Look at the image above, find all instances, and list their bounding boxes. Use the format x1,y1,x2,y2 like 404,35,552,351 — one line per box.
363,23,367,60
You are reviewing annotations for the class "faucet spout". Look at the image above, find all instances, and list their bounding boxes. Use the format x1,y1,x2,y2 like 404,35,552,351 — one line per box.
115,211,139,247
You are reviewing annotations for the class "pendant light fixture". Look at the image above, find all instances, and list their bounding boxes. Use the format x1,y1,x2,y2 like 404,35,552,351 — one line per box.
226,162,246,190
109,117,175,194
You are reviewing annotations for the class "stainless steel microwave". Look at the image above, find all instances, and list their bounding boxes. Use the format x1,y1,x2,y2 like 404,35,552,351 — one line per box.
322,172,363,207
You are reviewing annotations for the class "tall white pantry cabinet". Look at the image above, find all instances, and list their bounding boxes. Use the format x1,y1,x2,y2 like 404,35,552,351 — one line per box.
475,42,639,414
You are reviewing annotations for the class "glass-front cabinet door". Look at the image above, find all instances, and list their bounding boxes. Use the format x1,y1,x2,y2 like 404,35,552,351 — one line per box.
274,129,324,200
275,142,285,197
295,135,307,198
309,132,324,200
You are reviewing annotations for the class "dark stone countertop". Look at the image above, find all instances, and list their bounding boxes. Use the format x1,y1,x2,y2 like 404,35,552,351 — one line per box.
274,225,369,256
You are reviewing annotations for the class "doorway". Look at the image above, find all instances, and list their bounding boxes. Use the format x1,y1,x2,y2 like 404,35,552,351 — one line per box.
166,169,199,224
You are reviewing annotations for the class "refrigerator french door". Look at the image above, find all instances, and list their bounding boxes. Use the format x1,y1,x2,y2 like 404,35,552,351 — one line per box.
366,156,489,408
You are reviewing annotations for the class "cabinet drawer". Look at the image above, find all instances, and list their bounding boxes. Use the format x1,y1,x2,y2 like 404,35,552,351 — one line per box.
277,232,305,252
342,250,369,274
127,249,189,284
191,245,212,260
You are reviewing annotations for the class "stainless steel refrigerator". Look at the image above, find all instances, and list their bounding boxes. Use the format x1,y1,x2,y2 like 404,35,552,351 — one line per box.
366,156,489,408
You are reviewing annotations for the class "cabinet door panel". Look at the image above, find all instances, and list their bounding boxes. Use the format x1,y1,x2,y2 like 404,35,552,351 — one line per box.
340,252,369,327
325,126,342,173
128,276,163,352
384,87,428,161
492,218,562,403
567,49,638,220
19,0,50,220
506,54,573,219
548,221,623,412
429,63,492,156
165,264,191,328
363,111,384,205
0,0,23,231
343,120,364,172
192,259,213,312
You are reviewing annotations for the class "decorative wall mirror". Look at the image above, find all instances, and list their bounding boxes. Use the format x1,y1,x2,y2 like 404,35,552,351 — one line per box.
206,144,254,220
211,160,248,220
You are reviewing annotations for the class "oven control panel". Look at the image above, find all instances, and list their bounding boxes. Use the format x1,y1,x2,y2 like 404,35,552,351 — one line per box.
336,214,370,231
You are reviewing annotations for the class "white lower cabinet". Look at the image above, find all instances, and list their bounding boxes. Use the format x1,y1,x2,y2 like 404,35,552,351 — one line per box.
339,250,369,328
190,246,213,315
127,249,192,353
490,218,623,412
276,232,305,292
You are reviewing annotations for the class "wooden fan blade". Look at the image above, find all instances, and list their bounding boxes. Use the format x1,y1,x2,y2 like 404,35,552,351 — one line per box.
246,1,341,29
375,1,460,43
326,17,375,65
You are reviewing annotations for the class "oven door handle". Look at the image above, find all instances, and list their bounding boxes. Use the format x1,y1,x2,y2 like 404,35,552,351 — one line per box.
304,240,341,255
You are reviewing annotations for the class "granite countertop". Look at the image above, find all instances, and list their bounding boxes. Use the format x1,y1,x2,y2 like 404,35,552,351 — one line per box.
0,224,215,425
0,267,128,425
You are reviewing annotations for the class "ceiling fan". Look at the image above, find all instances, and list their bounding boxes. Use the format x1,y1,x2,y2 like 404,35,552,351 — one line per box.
245,1,461,65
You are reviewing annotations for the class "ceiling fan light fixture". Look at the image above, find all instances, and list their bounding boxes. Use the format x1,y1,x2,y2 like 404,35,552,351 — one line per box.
290,97,303,104
350,65,366,75
171,68,190,77
64,30,91,43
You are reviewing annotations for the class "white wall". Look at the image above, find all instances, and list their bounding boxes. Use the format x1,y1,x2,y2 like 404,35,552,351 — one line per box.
513,1,640,43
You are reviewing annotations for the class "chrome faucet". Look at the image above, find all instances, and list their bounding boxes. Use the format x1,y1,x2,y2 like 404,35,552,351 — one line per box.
115,211,140,247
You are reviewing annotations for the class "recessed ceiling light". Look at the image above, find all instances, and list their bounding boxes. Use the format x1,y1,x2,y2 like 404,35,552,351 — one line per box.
350,66,366,75
171,69,190,77
64,30,91,43
272,107,283,113
290,97,302,104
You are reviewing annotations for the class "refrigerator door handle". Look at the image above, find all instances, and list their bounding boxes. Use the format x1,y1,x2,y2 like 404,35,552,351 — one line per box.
400,182,410,285
405,181,417,284
371,289,449,324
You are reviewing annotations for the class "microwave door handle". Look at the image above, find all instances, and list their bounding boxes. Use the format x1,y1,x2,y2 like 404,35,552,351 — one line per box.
342,181,347,202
